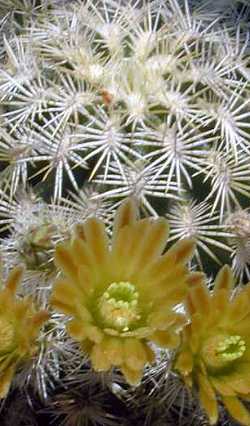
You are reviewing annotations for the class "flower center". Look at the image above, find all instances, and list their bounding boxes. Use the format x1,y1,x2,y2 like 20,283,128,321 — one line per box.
216,335,246,361
202,334,246,370
98,282,140,332
0,317,15,353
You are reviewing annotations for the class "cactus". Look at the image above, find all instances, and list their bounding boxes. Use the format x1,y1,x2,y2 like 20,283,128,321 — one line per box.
0,0,250,425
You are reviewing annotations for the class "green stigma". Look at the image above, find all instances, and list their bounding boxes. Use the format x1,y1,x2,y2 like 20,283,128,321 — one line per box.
216,335,246,361
98,282,140,332
202,334,246,370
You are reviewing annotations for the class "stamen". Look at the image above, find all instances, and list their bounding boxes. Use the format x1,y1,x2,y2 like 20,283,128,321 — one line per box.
98,282,140,332
202,334,246,370
216,335,246,361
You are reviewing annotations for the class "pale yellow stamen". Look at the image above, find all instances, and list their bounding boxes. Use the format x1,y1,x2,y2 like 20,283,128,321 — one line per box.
99,282,140,331
202,334,246,370
216,335,246,361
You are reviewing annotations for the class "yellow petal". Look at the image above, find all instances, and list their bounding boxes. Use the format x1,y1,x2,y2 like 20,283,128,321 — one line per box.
77,265,95,294
174,347,193,376
84,324,103,344
231,317,250,337
13,298,30,320
52,279,80,304
144,344,155,364
149,310,186,331
230,377,250,395
120,327,152,338
51,292,90,320
126,218,169,275
50,298,76,316
211,288,230,314
70,238,93,269
67,319,92,341
28,310,49,339
166,238,196,265
91,342,112,371
141,264,188,304
198,373,218,425
111,219,151,277
121,364,143,386
229,290,250,323
54,243,78,281
139,238,195,283
123,338,148,371
5,265,24,295
211,377,235,396
222,396,250,426
186,272,205,288
213,265,233,297
149,291,188,319
149,330,180,349
73,223,86,240
187,282,211,317
0,364,15,398
112,197,138,244
189,313,205,352
83,218,109,265
102,337,124,366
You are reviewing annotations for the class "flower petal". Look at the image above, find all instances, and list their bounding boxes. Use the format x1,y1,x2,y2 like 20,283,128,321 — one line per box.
149,330,180,349
123,338,148,371
213,265,233,296
0,364,15,398
186,282,211,317
68,319,103,343
126,218,169,275
148,277,187,309
186,272,205,288
149,310,186,331
77,265,95,294
84,324,103,344
111,219,151,277
211,377,235,396
112,197,138,244
102,336,124,366
222,396,250,426
91,342,113,371
121,327,153,338
28,311,49,339
138,238,195,285
174,346,193,376
229,289,250,323
50,299,76,316
189,314,205,352
54,243,78,281
52,279,81,304
5,266,24,295
139,264,188,303
121,364,142,386
198,373,218,425
70,238,93,268
211,289,230,314
166,238,196,265
83,218,109,265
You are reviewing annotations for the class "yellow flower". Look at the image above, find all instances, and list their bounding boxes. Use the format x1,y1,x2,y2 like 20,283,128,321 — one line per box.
0,266,49,398
51,197,196,385
174,265,250,426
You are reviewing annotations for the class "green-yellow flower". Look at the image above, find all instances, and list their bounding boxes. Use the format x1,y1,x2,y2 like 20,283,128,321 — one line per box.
0,266,49,398
174,265,250,426
51,197,196,385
